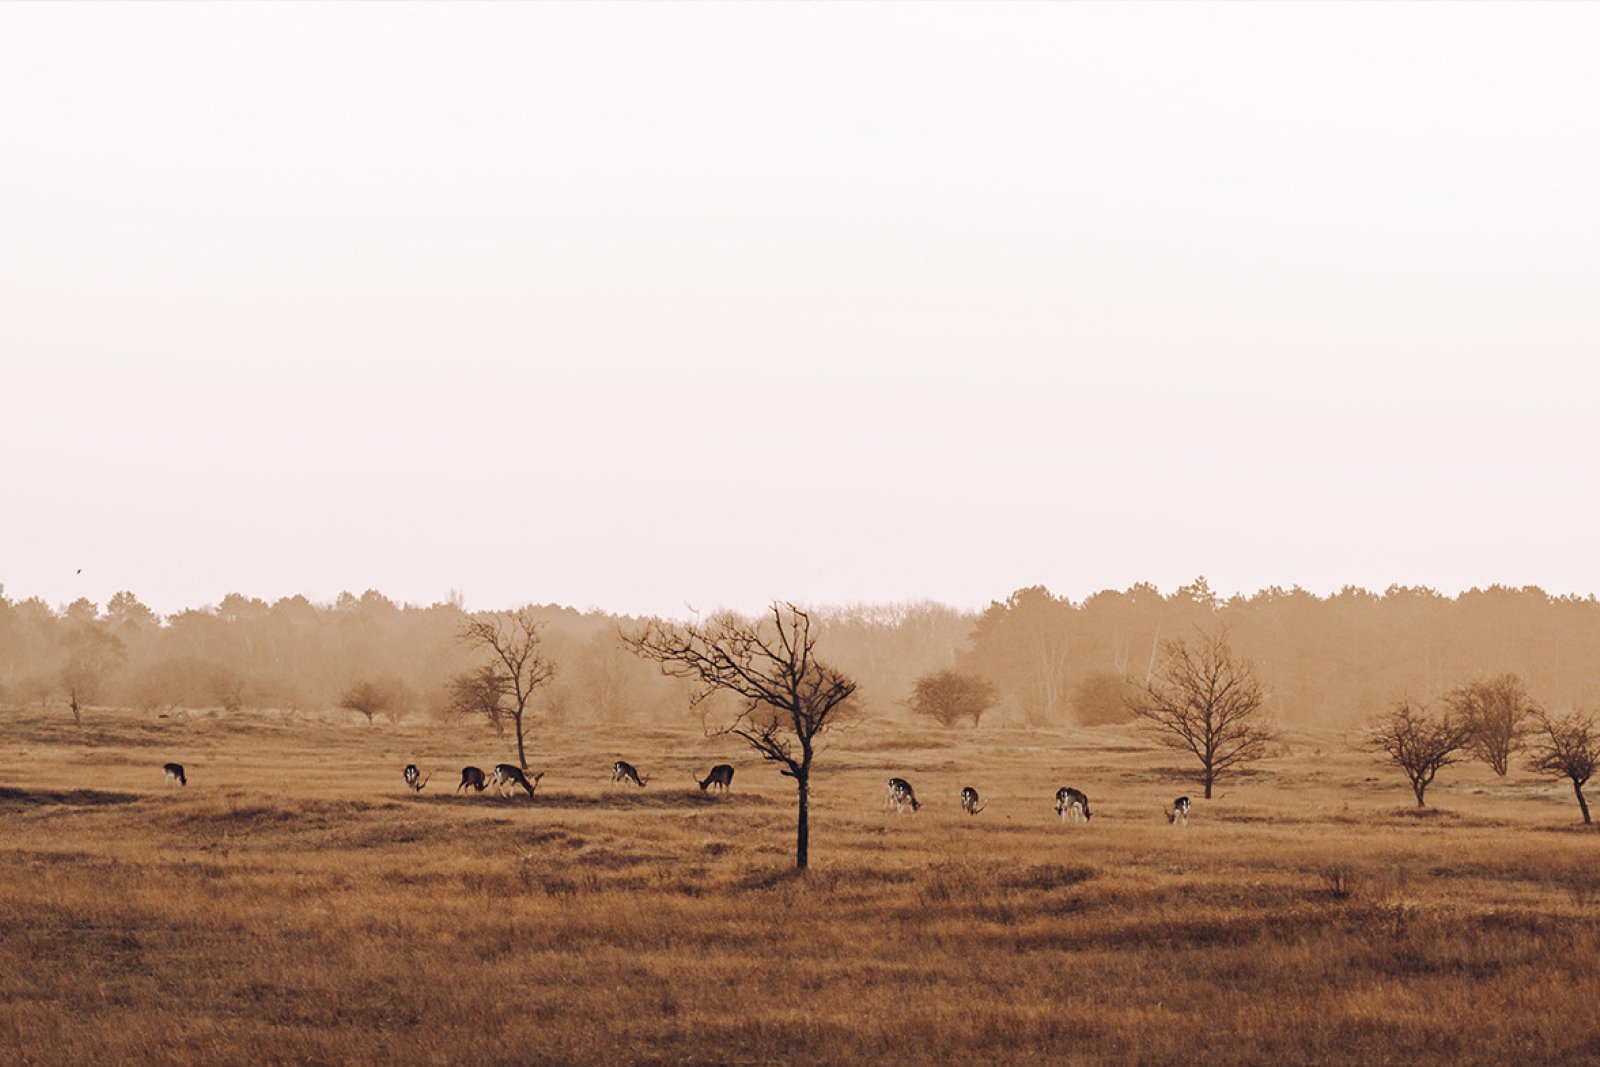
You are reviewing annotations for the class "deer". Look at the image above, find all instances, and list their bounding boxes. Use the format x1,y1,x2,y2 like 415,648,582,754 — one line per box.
492,764,543,798
402,764,431,793
960,786,985,815
612,760,647,788
162,762,186,787
1166,796,1191,826
457,766,488,793
693,764,734,793
885,777,920,814
1055,786,1092,823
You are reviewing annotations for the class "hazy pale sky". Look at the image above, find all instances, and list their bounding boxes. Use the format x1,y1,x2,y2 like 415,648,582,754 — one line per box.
3,3,1599,618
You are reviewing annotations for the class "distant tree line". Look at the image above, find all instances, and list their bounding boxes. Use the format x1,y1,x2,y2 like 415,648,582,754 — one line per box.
0,588,665,724
0,587,966,731
958,578,1600,727
7,578,1600,739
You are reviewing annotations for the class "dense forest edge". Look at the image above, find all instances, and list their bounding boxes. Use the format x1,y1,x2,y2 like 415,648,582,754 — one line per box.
3,578,1595,730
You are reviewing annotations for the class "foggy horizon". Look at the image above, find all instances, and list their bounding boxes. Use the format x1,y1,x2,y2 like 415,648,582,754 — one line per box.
7,5,1600,1062
6,3,1599,621
14,575,1600,625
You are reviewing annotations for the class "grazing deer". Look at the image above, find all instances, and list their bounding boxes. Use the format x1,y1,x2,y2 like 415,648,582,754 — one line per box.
885,777,920,814
1055,787,1092,823
1166,796,1191,826
493,764,543,798
960,786,985,815
458,766,488,793
694,764,735,793
403,764,431,792
612,760,647,788
162,762,186,787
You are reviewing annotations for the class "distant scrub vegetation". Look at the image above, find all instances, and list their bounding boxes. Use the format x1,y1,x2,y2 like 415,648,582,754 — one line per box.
2,577,1597,729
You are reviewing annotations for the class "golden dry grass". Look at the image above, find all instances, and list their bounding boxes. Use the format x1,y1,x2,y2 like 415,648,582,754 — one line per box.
4,706,1600,1065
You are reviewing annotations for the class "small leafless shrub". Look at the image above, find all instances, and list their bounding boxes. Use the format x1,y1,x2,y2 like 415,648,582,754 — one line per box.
1317,865,1356,900
1555,867,1600,908
1313,863,1408,905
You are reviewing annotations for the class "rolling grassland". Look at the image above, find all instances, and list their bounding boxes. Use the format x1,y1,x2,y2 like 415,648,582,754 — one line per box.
3,706,1599,1065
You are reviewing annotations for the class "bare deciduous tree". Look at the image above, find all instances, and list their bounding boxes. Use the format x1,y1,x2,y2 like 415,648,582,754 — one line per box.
59,625,126,725
627,603,856,871
338,677,410,726
455,608,556,769
1127,629,1271,799
906,669,997,728
446,664,508,737
1366,699,1473,807
1447,673,1537,777
1527,709,1600,825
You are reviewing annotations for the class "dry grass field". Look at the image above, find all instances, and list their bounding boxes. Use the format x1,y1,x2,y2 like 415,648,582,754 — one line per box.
3,705,1600,1066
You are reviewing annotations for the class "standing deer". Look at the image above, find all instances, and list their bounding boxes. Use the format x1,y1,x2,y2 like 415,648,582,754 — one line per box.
1055,787,1092,823
162,762,186,787
493,764,543,798
1166,796,1191,826
960,786,985,815
694,764,735,793
612,760,647,788
403,764,431,793
886,777,920,814
458,766,488,793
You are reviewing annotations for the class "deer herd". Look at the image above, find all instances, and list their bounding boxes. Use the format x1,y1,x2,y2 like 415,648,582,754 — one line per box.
161,757,1194,826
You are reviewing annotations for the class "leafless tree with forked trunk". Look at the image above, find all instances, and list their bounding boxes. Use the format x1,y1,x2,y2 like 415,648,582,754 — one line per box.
1447,673,1538,777
454,608,555,770
626,603,856,871
1527,708,1600,826
1127,628,1271,799
1366,699,1473,807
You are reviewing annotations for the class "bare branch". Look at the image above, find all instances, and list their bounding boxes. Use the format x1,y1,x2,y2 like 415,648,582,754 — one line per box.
1446,674,1537,777
1126,627,1271,799
454,607,556,769
1527,708,1600,825
625,602,858,870
1366,699,1473,807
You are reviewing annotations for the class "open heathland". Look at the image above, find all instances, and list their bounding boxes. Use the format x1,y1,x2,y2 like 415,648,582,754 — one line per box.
3,705,1599,1065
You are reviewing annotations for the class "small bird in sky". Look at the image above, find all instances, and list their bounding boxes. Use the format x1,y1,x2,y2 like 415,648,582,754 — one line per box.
76,568,82,575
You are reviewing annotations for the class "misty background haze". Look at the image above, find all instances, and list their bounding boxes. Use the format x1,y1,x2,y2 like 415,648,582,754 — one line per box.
4,3,1599,618
6,582,1599,733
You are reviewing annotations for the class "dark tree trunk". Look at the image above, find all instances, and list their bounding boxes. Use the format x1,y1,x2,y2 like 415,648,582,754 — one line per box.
1413,780,1427,807
796,776,810,870
1574,780,1591,824
1203,770,1214,800
515,713,528,769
